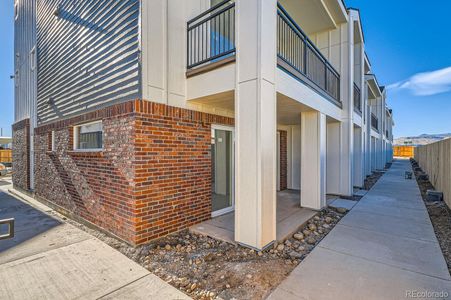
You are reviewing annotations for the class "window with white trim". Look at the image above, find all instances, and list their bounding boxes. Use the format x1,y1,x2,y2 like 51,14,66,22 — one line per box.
14,0,19,20
30,47,36,71
51,131,56,151
73,121,103,150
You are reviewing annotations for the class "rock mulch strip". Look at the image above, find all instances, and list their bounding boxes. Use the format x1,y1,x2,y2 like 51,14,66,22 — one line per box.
411,158,451,275
55,207,346,299
363,170,385,191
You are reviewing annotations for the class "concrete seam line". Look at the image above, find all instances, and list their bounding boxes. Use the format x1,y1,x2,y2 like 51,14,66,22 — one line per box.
345,209,432,226
95,274,154,300
317,245,450,282
334,222,439,244
0,237,94,266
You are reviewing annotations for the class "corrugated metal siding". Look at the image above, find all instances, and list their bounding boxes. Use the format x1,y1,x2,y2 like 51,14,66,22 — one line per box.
36,0,141,124
14,0,37,124
14,0,38,189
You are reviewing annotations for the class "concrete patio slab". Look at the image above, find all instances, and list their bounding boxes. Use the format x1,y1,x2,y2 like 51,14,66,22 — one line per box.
340,210,437,242
329,198,357,210
268,247,451,300
353,189,368,197
320,224,449,280
276,209,316,241
191,190,316,243
190,220,234,244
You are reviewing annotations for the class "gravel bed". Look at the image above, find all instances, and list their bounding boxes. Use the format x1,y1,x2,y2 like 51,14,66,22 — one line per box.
52,207,346,299
411,159,451,275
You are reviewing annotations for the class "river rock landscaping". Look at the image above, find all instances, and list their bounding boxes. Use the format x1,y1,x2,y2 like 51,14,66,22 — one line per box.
56,207,346,299
411,158,451,274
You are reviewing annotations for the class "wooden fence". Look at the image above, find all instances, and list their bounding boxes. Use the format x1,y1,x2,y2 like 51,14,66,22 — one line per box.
393,145,415,158
0,150,12,163
414,138,451,208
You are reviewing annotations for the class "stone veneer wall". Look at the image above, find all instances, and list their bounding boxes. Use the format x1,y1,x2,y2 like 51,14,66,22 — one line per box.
12,118,30,191
279,130,287,191
34,100,233,245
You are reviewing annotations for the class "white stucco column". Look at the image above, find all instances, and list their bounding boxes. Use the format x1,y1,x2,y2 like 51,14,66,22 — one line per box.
353,127,364,187
301,111,327,210
326,122,341,195
364,82,372,177
234,0,277,250
338,14,354,197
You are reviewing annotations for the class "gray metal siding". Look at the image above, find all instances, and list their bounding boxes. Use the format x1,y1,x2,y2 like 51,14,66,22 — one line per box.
14,0,37,124
14,0,38,190
36,0,141,124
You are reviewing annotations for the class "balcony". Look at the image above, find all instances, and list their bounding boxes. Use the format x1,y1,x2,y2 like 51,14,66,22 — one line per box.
186,2,341,105
277,3,340,104
187,1,236,70
353,83,361,113
371,113,378,131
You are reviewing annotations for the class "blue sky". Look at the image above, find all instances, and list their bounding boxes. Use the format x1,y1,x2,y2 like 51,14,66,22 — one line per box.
0,0,14,137
347,0,451,137
0,1,450,138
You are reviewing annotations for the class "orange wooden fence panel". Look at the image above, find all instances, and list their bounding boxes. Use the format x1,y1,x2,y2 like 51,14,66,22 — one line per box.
393,146,415,158
0,150,12,163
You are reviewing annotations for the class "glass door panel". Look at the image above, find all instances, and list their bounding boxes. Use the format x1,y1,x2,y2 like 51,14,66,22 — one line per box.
211,127,234,216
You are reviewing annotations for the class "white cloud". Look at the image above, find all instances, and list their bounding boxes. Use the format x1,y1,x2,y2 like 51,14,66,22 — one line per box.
387,66,451,96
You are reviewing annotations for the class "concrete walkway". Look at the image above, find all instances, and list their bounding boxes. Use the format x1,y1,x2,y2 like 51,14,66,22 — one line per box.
268,159,451,300
0,178,189,300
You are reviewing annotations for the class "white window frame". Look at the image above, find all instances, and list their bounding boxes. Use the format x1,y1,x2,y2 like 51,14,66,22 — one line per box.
14,70,19,88
30,46,36,71
51,131,56,151
73,120,104,152
14,0,19,20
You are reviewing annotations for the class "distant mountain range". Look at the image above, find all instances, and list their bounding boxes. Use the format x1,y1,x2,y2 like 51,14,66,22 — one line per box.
394,133,451,146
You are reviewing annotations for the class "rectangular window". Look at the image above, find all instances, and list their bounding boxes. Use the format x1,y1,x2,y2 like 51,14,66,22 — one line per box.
30,47,36,71
14,70,19,88
15,53,19,88
74,121,103,150
14,0,19,20
51,131,55,151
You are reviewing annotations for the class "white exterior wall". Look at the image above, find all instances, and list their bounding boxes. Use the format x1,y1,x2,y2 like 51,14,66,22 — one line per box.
141,0,235,117
138,0,393,247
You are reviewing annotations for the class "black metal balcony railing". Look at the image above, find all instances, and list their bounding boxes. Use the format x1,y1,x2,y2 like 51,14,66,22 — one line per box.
187,2,341,104
277,4,340,103
187,0,235,69
353,83,361,112
371,113,379,130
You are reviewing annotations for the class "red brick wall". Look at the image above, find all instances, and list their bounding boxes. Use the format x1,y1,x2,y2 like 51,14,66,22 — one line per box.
279,130,287,191
34,100,233,245
12,119,30,191
132,101,234,244
34,103,137,242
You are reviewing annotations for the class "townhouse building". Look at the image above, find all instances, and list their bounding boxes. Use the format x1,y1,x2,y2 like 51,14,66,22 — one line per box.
13,0,393,250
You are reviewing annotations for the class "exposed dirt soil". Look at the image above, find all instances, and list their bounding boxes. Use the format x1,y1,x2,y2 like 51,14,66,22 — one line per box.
411,159,451,274
57,208,346,299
